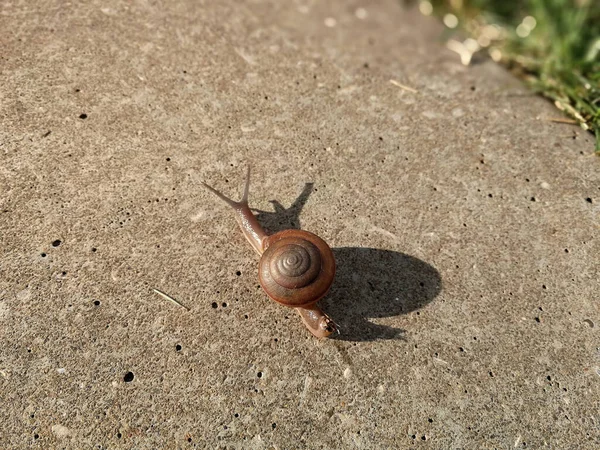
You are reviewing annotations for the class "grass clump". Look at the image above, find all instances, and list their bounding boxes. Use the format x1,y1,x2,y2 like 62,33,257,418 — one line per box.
418,0,600,151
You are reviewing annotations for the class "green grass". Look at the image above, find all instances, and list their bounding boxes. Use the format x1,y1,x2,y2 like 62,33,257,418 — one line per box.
422,0,600,151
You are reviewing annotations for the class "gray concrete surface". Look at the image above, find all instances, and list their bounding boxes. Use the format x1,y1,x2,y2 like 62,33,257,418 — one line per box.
1,0,599,448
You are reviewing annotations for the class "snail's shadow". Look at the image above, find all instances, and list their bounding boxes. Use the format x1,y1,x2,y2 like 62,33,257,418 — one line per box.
252,182,315,233
324,248,441,341
255,183,442,342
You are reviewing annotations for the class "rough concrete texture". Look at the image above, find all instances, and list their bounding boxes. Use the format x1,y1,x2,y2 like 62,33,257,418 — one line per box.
1,0,599,448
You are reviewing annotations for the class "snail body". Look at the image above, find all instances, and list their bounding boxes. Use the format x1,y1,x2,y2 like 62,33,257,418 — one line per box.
203,169,336,338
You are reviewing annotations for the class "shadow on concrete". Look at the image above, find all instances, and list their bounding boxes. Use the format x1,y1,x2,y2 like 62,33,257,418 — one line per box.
253,182,442,342
325,248,441,342
252,182,314,233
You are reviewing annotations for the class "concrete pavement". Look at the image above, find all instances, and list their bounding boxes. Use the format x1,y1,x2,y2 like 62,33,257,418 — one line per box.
1,0,599,447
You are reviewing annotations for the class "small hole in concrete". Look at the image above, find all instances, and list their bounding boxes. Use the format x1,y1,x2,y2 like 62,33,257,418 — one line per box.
272,423,276,429
428,418,433,423
52,239,61,247
91,247,97,252
530,196,536,201
222,302,227,308
124,372,134,382
244,314,249,319
234,413,239,418
257,372,262,378
117,432,122,439
41,253,46,257
166,157,171,161
586,197,593,203
211,302,218,309
61,271,67,276
79,113,88,119
236,271,241,276
188,437,192,443
94,300,100,306
176,344,182,351
34,434,39,440
535,317,541,323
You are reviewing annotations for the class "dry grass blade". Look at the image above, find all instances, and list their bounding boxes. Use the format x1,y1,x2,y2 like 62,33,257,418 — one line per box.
547,117,580,124
152,288,190,311
389,79,419,93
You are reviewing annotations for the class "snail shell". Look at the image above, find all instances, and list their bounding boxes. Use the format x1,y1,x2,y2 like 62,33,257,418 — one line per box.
259,229,335,308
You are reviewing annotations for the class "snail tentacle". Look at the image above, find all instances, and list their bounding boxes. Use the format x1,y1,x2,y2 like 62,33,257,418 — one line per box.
202,167,267,255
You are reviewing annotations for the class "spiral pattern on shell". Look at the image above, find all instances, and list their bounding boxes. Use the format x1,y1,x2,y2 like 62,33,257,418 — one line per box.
268,242,321,289
259,230,336,308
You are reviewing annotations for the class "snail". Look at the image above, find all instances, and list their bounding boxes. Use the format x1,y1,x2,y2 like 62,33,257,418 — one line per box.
202,168,337,338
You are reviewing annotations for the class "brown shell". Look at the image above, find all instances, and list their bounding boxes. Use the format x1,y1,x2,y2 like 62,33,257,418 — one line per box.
258,229,335,308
